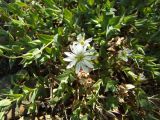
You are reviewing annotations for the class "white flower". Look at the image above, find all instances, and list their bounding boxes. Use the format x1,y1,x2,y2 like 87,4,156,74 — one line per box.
63,43,96,74
73,34,92,48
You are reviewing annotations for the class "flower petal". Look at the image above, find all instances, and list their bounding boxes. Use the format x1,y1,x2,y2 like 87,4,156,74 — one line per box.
75,44,84,54
64,52,75,57
75,62,81,73
84,56,96,60
83,60,94,68
63,57,74,62
85,38,92,43
77,34,83,42
86,49,96,53
70,43,77,54
83,45,88,51
66,60,76,69
81,64,89,73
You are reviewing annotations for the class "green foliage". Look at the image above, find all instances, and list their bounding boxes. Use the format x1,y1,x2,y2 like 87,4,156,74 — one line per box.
0,0,160,119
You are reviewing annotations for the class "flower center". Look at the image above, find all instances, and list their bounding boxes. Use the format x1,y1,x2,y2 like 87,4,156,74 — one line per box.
76,53,84,62
80,40,85,45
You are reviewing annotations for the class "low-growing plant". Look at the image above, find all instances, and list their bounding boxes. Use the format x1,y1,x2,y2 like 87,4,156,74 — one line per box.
0,0,160,119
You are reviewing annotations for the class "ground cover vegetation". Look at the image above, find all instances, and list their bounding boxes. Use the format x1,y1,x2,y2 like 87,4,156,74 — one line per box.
0,0,160,119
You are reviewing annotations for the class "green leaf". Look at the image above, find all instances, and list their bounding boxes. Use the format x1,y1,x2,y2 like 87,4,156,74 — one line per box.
23,86,34,94
0,99,11,107
58,75,69,83
43,0,54,7
127,71,137,79
0,49,3,55
105,80,117,92
0,112,5,120
38,34,54,44
72,107,81,119
88,0,94,6
92,79,102,94
123,15,136,24
27,103,37,114
32,48,42,59
30,89,38,103
28,40,42,46
78,2,88,12
136,45,145,55
11,17,28,26
16,2,28,7
64,9,73,27
109,16,121,26
0,45,11,51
